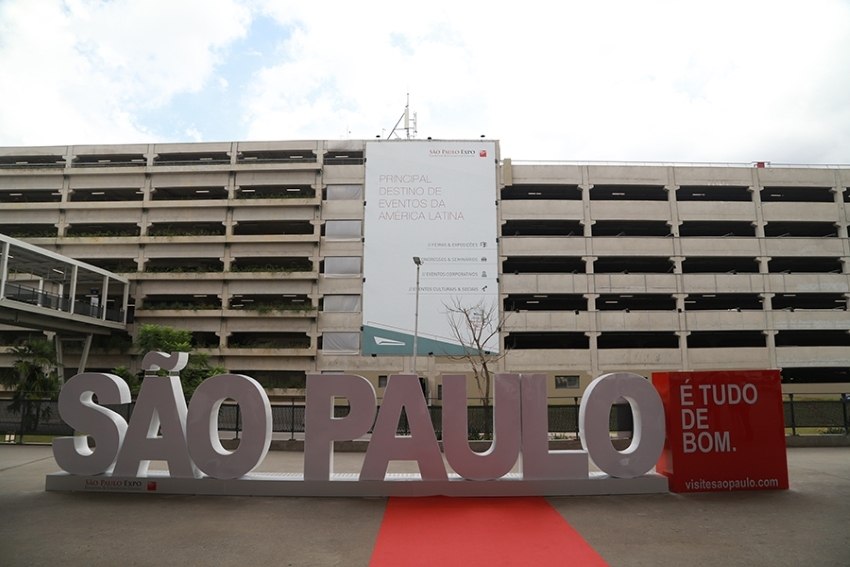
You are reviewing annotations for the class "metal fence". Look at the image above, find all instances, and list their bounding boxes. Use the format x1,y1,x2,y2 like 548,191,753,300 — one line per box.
1,395,848,441
784,394,850,435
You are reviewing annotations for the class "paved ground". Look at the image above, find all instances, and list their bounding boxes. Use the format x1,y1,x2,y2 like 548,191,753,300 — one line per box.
1,445,848,566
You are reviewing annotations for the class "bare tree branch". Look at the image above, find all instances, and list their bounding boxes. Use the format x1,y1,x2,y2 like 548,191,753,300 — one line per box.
443,297,510,405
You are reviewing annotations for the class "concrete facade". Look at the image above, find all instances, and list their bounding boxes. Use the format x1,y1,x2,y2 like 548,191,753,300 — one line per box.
0,141,848,399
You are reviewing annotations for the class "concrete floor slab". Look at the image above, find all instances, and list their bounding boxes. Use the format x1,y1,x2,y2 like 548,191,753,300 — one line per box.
1,445,848,566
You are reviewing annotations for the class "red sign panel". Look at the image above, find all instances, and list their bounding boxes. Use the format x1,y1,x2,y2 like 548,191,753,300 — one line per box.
652,370,789,493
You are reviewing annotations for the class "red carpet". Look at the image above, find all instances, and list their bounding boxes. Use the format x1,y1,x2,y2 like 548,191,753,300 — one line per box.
370,496,607,566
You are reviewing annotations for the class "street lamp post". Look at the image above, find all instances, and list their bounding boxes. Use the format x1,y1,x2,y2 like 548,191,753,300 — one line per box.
412,256,422,376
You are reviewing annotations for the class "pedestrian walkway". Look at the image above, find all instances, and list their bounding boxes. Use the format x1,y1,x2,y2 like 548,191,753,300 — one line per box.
1,445,848,566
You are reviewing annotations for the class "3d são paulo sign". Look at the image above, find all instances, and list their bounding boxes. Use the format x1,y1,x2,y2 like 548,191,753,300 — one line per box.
45,352,789,497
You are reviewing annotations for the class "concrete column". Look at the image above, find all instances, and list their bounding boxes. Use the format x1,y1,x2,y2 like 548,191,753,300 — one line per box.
143,169,154,203
665,180,680,237
677,331,690,370
225,210,235,237
219,323,229,349
501,158,513,186
227,169,237,200
63,146,74,170
749,176,766,238
586,331,600,376
57,175,70,237
764,329,778,369
833,172,848,242
61,173,72,203
220,281,230,310
675,161,691,371
580,183,593,237
138,244,148,273
139,208,149,237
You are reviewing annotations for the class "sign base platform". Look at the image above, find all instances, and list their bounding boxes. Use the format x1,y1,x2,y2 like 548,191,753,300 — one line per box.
46,471,669,497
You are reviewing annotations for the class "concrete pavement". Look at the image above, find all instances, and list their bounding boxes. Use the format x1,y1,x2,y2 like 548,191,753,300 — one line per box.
1,445,848,566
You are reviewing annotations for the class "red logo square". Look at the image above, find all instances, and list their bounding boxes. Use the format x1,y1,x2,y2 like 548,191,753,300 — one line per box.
653,370,788,492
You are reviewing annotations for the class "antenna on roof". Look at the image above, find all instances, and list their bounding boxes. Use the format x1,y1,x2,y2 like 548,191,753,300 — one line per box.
387,93,417,140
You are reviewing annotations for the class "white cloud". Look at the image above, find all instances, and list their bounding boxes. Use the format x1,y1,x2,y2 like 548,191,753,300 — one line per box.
1,0,848,163
184,127,204,143
243,0,850,162
0,0,250,146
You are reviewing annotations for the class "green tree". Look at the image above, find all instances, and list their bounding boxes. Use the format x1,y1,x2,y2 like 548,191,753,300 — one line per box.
137,324,192,353
0,338,61,440
110,365,141,397
135,324,224,397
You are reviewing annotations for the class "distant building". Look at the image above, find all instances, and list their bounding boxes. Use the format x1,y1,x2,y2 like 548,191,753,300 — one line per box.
1,140,848,400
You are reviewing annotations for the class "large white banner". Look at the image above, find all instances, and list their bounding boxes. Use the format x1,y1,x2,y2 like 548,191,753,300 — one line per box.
362,140,500,356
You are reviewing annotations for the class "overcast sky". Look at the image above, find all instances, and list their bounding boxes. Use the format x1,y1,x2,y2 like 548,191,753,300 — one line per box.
1,0,849,163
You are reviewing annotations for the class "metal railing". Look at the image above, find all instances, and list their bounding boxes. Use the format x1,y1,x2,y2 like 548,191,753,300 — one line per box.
3,394,847,442
3,282,125,323
4,282,70,312
784,394,850,435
